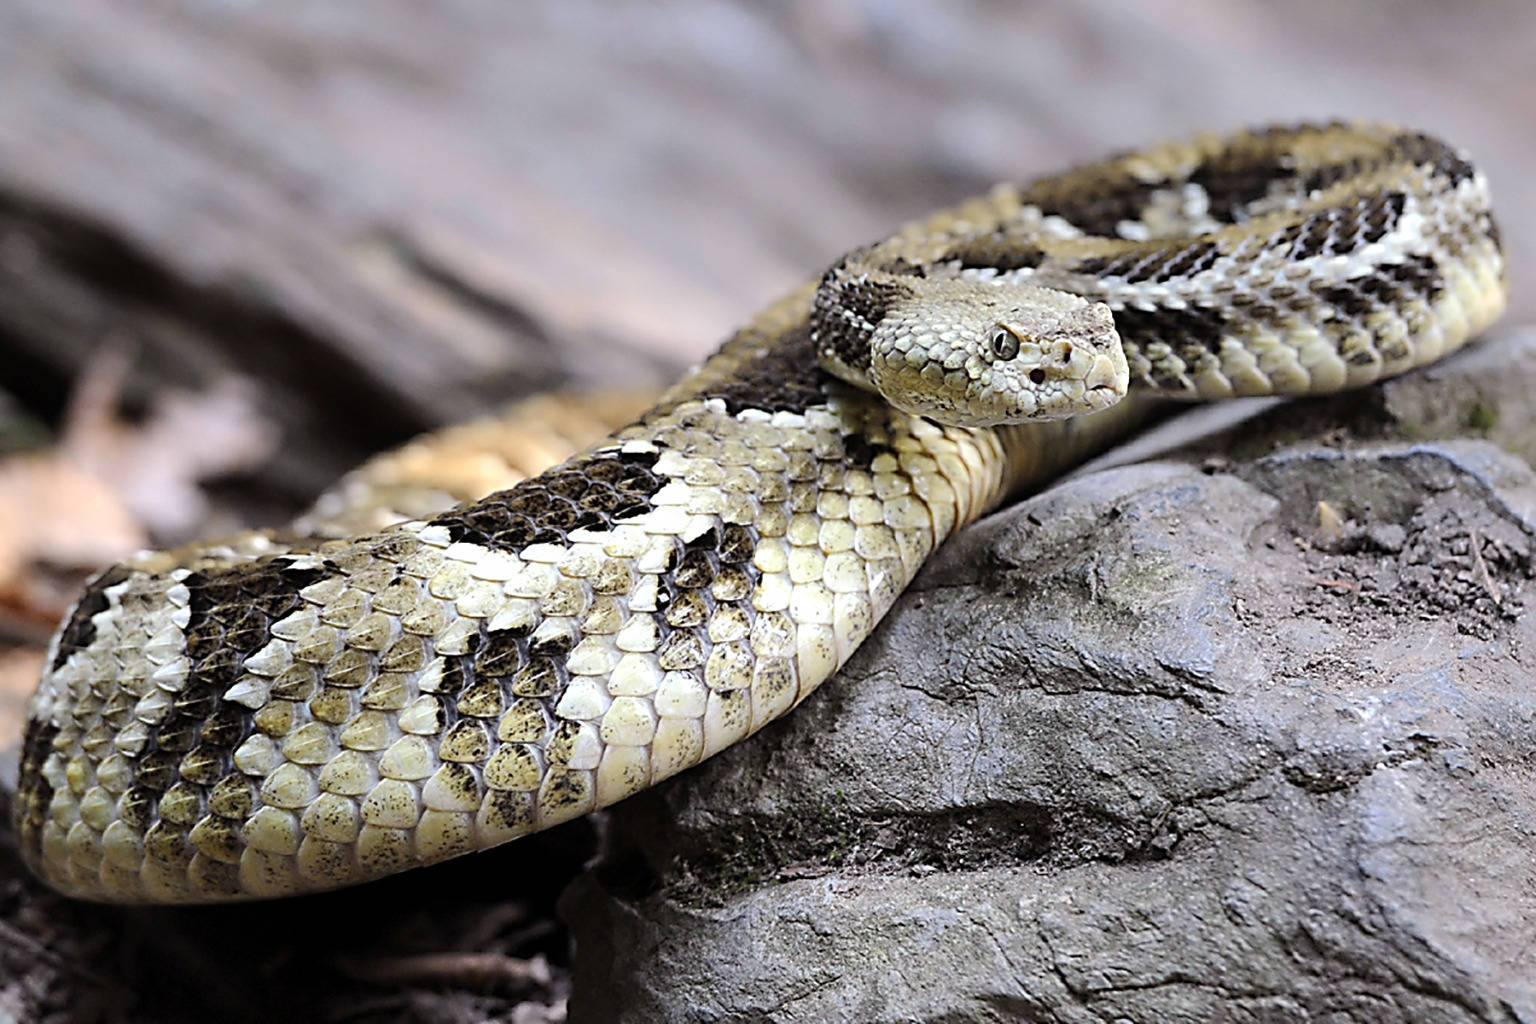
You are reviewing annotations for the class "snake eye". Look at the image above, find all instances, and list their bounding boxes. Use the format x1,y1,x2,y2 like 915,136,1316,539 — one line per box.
991,327,1021,360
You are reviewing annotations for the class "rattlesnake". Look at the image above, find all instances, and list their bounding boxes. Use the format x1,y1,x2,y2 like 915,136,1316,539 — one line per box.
14,122,1507,902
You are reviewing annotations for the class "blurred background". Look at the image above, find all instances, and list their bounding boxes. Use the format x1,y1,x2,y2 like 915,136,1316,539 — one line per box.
0,2,1530,1019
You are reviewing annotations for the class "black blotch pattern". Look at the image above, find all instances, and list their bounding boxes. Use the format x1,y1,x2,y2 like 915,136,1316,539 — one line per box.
1283,191,1407,260
840,432,893,473
1019,178,1162,239
1076,240,1222,284
1300,132,1474,199
674,550,715,589
718,524,756,564
471,630,524,679
1318,255,1446,321
14,719,60,860
941,233,1046,273
51,564,131,671
528,633,574,660
810,261,913,380
82,558,330,874
875,256,928,278
697,321,832,417
162,561,328,769
432,448,665,552
1388,131,1476,187
685,527,719,552
1112,305,1230,356
1187,154,1288,223
1361,192,1408,245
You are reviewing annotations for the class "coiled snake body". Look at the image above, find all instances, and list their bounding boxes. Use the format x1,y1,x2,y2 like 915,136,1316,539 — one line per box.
15,123,1507,902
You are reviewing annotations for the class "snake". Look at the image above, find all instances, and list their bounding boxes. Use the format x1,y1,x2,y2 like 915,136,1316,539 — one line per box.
13,122,1507,903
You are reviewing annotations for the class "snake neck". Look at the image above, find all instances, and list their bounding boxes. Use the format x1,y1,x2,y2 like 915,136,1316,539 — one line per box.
810,250,919,392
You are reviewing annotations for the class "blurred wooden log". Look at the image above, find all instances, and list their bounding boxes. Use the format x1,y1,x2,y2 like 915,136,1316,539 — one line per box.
1,1,1531,521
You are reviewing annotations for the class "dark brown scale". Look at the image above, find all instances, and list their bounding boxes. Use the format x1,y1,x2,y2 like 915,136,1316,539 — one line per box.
135,751,181,791
118,787,157,831
178,748,225,786
1361,192,1407,245
810,265,911,381
718,524,756,564
151,723,199,755
576,487,621,514
1017,124,1345,232
432,448,665,552
1387,131,1475,187
448,644,486,687
1318,256,1446,320
674,550,716,589
14,720,60,859
1186,155,1289,223
665,591,710,629
940,233,1047,272
198,708,246,747
1017,177,1163,238
509,658,561,698
1072,253,1123,278
1152,241,1222,281
1287,191,1408,260
528,633,574,659
95,557,332,843
472,630,525,678
193,647,243,683
1112,305,1231,359
173,689,217,722
50,565,131,671
688,320,831,418
685,527,719,552
1078,241,1222,285
1296,132,1462,199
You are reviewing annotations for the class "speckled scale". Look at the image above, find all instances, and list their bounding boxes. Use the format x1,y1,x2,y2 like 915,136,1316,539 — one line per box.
13,122,1508,903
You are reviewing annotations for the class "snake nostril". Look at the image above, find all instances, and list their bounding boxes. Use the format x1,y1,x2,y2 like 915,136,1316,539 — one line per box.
1060,344,1073,363
1029,369,1047,385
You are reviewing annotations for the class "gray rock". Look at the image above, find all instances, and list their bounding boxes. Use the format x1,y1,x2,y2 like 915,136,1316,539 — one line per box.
564,331,1536,1024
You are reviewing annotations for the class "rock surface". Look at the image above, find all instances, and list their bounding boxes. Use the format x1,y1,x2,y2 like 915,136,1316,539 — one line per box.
565,331,1536,1024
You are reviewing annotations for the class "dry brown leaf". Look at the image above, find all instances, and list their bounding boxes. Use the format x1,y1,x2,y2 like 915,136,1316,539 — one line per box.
58,344,280,540
0,453,145,592
0,344,280,636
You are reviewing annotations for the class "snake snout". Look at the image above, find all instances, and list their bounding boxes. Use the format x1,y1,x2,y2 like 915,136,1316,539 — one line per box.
1076,349,1130,411
1083,352,1125,392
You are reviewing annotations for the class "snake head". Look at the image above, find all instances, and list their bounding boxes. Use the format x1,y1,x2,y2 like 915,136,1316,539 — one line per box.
867,282,1130,426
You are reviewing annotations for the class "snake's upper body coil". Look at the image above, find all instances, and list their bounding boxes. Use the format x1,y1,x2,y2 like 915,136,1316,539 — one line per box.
16,123,1506,902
